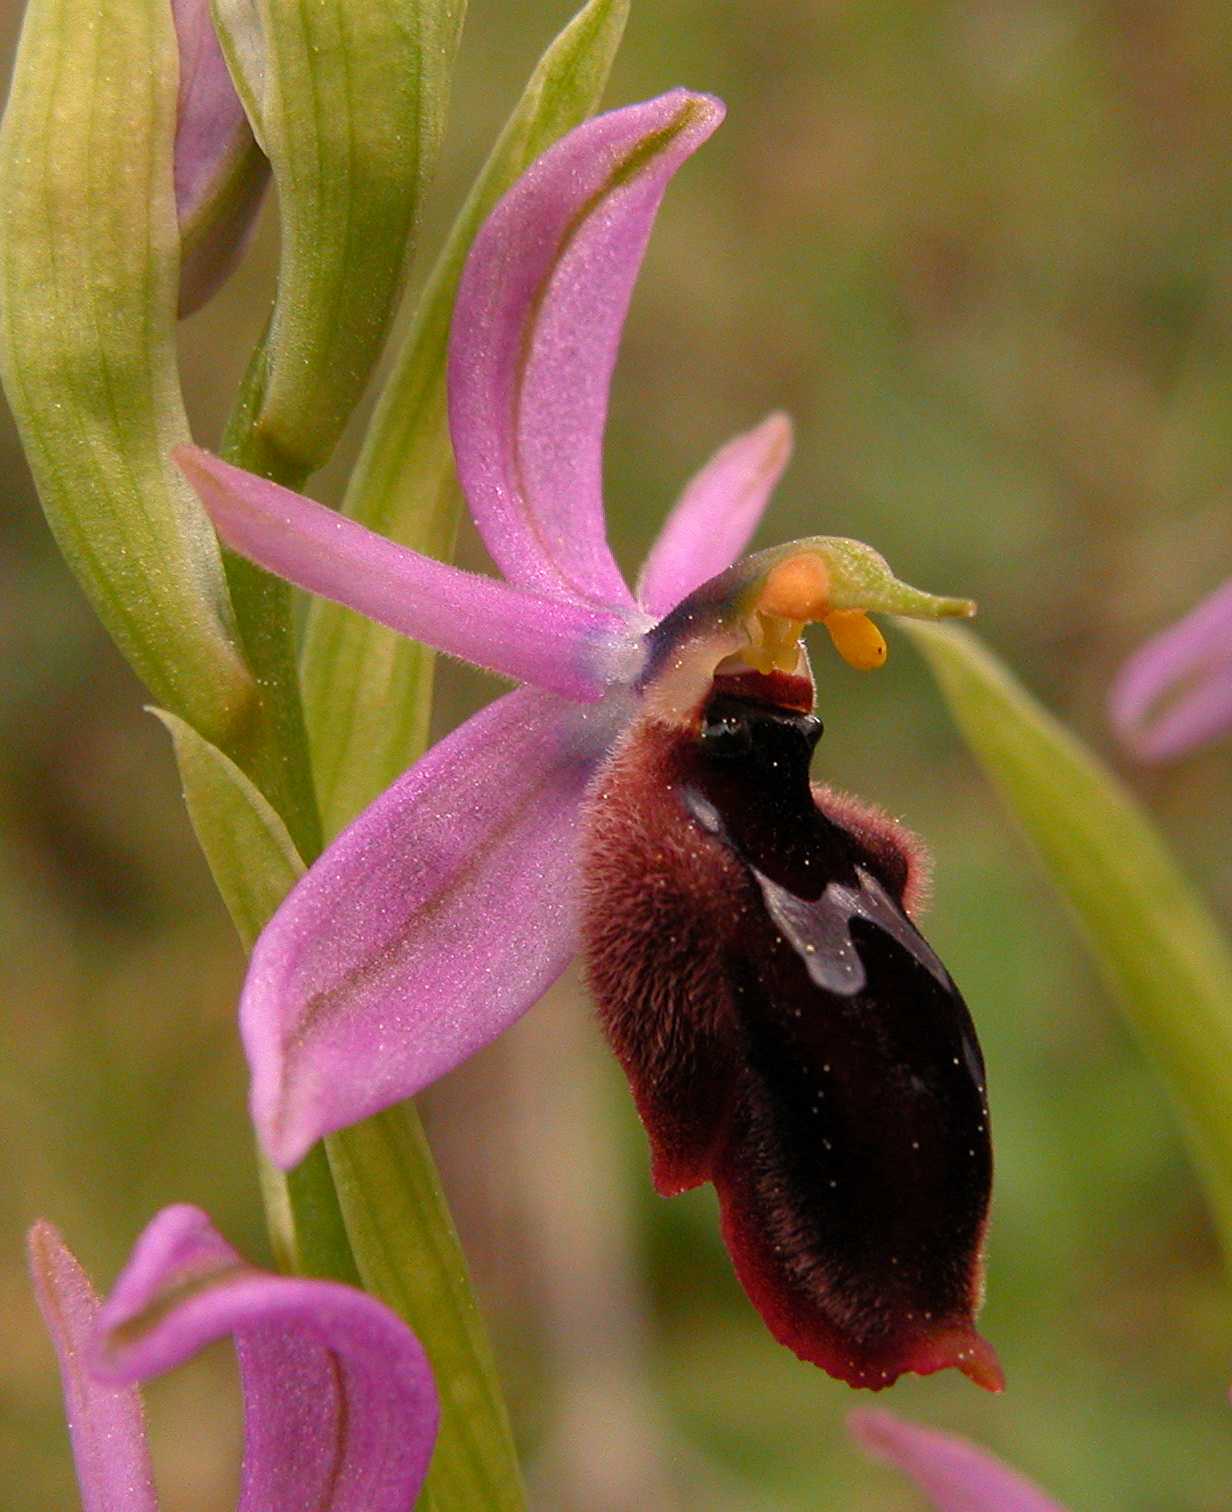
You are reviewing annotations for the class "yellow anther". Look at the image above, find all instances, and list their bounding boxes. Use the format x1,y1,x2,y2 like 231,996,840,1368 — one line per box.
823,609,887,671
758,553,831,622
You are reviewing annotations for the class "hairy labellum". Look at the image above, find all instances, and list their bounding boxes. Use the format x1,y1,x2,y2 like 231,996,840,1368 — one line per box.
581,676,999,1392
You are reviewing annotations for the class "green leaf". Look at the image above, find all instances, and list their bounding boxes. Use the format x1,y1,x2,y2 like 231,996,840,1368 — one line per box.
302,0,630,835
213,0,467,479
327,1107,525,1511
151,707,304,951
210,0,268,150
151,707,357,1283
906,621,1232,1261
0,0,254,751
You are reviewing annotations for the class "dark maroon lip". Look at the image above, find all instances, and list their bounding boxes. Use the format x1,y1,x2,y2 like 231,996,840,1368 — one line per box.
581,690,997,1392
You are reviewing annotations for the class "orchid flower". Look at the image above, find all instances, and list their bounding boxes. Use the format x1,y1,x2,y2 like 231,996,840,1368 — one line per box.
849,1409,1068,1511
179,90,999,1393
29,1208,437,1511
1110,576,1232,762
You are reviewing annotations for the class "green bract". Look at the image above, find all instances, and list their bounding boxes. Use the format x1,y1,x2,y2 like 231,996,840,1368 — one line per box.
212,0,466,479
154,708,305,954
0,0,252,749
908,622,1232,1266
301,0,631,834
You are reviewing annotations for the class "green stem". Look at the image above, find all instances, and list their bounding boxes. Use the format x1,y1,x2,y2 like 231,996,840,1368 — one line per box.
213,351,361,1282
257,1145,361,1284
219,344,323,864
327,1107,525,1509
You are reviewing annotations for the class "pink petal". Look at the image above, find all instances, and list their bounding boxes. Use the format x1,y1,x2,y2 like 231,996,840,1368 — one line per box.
636,413,793,615
27,1222,158,1512
449,90,724,608
177,446,638,702
849,1410,1068,1512
243,687,612,1167
1110,576,1232,761
93,1206,437,1512
172,0,268,314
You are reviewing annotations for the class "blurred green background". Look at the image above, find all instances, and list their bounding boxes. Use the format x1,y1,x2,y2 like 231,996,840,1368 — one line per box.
4,0,1232,1507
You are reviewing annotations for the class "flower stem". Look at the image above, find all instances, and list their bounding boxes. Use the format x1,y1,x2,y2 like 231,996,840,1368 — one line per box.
218,342,323,864
257,1144,361,1286
327,1107,525,1509
213,350,366,1289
